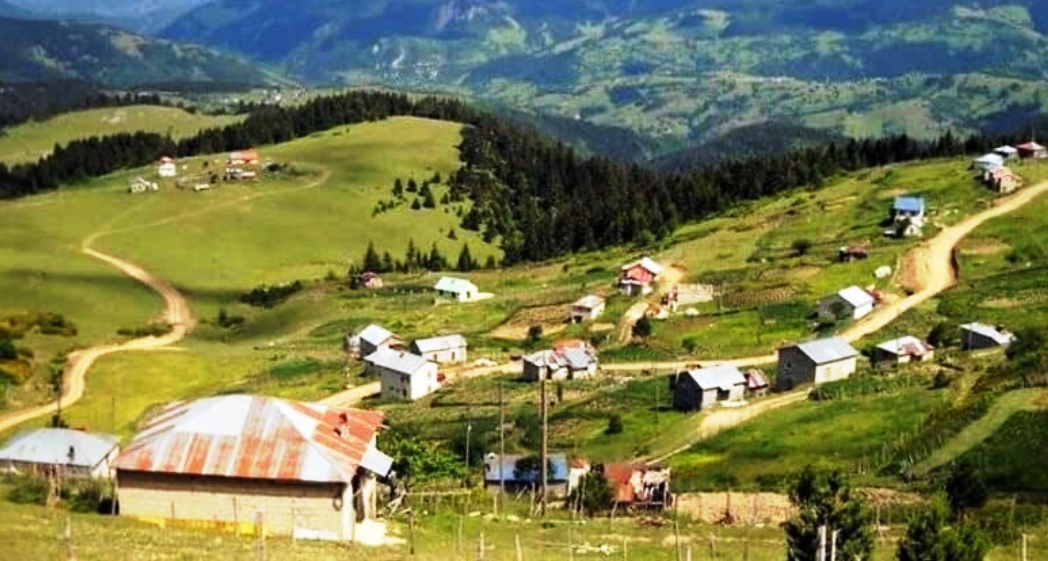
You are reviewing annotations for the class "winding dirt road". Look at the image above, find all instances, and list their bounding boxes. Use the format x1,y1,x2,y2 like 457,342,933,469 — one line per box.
603,180,1048,373
0,247,192,434
0,169,337,433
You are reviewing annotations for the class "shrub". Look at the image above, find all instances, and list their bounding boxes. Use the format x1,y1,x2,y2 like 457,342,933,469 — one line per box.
239,281,303,308
117,321,173,338
0,337,16,360
526,324,543,343
216,308,246,329
791,238,813,256
632,316,654,338
6,473,50,505
605,413,624,435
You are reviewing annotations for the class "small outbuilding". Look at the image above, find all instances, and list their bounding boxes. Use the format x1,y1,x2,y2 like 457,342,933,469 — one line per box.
228,149,260,166
570,295,606,323
819,286,875,321
973,153,1005,172
994,146,1018,160
483,453,574,498
960,323,1016,351
410,334,468,364
358,272,383,289
744,369,770,397
987,166,1022,193
838,245,869,263
1017,141,1047,160
522,344,599,382
873,336,935,365
434,276,480,302
364,348,440,401
776,336,859,390
0,428,119,479
671,365,747,411
158,156,177,178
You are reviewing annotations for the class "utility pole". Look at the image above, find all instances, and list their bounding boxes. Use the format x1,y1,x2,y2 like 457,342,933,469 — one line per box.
465,422,472,474
540,375,548,517
499,381,505,505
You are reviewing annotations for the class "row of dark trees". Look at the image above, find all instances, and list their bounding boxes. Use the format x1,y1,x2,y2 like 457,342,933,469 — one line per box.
0,81,170,131
2,88,1045,265
356,240,487,276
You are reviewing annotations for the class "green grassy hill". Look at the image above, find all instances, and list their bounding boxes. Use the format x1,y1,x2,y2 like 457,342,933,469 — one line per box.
0,105,242,165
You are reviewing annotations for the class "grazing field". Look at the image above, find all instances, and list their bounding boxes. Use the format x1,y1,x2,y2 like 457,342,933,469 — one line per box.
957,408,1048,494
668,384,947,492
0,105,242,165
643,158,1001,358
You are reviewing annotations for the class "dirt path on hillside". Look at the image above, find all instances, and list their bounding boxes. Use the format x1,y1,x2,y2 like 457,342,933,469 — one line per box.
613,265,686,345
0,169,334,434
602,180,1048,374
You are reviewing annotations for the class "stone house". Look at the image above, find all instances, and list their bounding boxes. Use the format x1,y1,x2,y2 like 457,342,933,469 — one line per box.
776,337,859,391
364,348,440,401
113,395,393,542
0,428,119,479
410,334,467,364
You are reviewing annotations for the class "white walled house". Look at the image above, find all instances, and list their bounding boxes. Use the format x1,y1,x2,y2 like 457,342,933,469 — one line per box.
365,348,440,400
158,157,177,178
0,428,119,479
818,286,875,320
570,295,606,322
434,277,480,302
356,324,402,358
410,334,468,364
776,337,859,390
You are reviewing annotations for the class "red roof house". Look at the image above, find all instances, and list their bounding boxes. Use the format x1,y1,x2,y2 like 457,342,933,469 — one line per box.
1017,141,1047,160
114,395,391,541
619,257,665,296
228,149,260,166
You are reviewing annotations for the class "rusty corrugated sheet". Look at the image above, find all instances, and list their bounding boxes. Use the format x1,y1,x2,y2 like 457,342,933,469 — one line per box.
113,395,386,483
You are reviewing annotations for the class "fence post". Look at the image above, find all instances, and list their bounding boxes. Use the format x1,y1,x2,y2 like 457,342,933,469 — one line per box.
674,519,683,561
623,536,628,560
516,532,523,561
254,512,266,561
409,512,416,555
64,514,74,561
478,532,485,561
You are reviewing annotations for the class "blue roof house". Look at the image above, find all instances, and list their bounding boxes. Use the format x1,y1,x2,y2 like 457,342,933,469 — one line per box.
483,452,579,498
891,196,926,237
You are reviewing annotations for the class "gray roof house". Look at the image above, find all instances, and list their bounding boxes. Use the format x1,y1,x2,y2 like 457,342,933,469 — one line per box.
522,347,599,382
777,337,859,390
819,286,876,320
672,365,747,411
357,324,402,357
961,323,1016,351
365,348,440,400
410,334,468,364
0,428,120,478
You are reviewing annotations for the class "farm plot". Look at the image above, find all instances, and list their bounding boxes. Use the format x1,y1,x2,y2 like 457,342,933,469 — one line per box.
489,304,571,340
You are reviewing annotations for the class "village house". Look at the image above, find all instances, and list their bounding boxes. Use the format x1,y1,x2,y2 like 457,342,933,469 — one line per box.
522,342,598,382
994,146,1018,160
776,337,859,391
891,196,925,237
434,276,479,302
744,369,770,397
0,428,119,479
358,271,383,289
158,157,177,178
356,324,402,358
973,153,1005,173
818,286,876,321
619,257,664,296
364,348,440,401
987,166,1022,194
872,336,934,366
113,395,393,542
1017,141,1048,160
482,453,578,498
228,149,260,166
960,323,1016,351
410,334,468,364
569,295,606,323
670,365,747,411
128,176,158,194
600,463,672,509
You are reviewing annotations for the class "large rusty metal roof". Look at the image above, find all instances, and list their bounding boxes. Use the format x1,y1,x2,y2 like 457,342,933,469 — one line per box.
114,395,387,483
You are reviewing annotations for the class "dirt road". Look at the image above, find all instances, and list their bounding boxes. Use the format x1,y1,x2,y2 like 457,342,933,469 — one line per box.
603,180,1048,373
0,247,192,434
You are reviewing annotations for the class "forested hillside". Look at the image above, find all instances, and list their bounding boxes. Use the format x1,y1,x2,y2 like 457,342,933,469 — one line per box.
0,91,1038,265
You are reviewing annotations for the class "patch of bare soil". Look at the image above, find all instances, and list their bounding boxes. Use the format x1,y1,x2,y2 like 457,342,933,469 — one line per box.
960,240,1010,255
490,304,570,341
590,322,615,332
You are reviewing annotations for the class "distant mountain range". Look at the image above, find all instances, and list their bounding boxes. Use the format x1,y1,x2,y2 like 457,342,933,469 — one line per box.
0,16,275,88
5,0,209,32
150,0,1048,146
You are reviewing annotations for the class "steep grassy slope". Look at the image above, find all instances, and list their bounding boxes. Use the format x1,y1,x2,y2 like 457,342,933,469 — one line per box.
0,105,242,164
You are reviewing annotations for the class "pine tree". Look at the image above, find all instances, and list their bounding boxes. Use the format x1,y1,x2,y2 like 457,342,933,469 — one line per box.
897,495,988,561
411,198,422,210
427,243,444,271
404,239,418,272
392,178,404,197
456,243,475,272
447,228,457,240
361,241,381,273
381,251,395,273
783,466,873,561
407,178,418,192
423,190,437,208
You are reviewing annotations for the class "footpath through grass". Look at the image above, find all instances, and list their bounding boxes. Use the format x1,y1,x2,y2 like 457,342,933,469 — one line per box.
0,105,242,165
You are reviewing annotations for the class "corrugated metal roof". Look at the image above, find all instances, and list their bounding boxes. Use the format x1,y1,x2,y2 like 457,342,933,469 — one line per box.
745,369,769,389
364,348,432,376
995,146,1018,154
113,395,385,483
621,257,664,276
974,153,1005,165
684,365,746,391
893,196,925,213
0,428,118,469
358,324,394,346
563,348,597,369
573,295,605,309
961,323,1015,345
877,336,933,356
483,453,569,483
412,334,467,354
434,276,477,294
836,286,875,308
1018,141,1046,151
792,337,859,364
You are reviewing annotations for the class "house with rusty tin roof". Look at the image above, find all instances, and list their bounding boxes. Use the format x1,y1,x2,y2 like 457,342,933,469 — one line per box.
114,394,391,542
